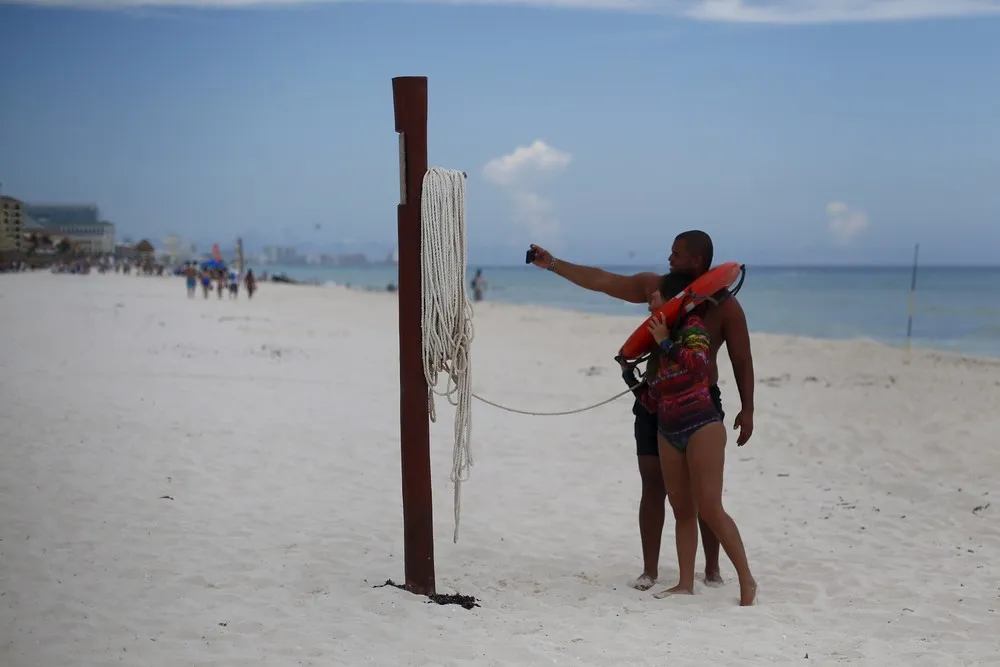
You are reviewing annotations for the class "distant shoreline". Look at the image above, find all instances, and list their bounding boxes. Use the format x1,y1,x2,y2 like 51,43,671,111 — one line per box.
9,269,1000,365
255,262,1000,271
252,274,1000,364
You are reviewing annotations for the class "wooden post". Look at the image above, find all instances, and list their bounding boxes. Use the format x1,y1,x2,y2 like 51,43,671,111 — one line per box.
392,76,436,596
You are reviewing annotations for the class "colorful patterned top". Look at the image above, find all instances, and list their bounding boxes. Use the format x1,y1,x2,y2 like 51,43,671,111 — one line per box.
634,314,719,434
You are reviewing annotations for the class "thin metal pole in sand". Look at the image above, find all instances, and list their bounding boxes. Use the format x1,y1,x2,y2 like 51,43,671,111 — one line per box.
392,75,436,596
906,243,920,352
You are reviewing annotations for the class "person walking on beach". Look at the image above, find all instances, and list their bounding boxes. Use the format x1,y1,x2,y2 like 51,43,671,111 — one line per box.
528,230,755,592
620,271,756,606
200,268,212,299
228,269,239,299
184,264,197,299
244,269,257,300
471,269,487,302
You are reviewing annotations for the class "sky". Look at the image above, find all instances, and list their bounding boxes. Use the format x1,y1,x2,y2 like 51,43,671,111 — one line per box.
0,1,998,266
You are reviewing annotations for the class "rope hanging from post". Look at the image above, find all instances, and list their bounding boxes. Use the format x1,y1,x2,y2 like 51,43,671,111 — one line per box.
420,166,474,544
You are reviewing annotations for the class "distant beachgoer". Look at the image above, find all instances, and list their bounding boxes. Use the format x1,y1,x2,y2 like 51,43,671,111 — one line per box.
528,231,755,592
245,269,256,300
201,269,212,299
216,271,225,299
471,269,487,302
185,264,197,298
228,269,239,299
620,271,756,606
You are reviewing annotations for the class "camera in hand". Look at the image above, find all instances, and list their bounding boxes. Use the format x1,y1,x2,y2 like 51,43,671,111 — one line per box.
525,247,537,264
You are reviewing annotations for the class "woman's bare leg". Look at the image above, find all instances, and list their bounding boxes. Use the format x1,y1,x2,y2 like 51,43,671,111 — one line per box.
654,433,698,598
686,422,757,606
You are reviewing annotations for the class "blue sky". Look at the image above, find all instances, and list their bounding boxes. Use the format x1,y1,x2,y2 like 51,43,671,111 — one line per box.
0,1,998,265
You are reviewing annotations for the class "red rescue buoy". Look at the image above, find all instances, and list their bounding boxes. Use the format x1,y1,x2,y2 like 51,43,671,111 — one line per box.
618,262,745,360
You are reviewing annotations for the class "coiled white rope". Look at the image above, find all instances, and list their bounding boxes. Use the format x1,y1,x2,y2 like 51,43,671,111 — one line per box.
420,166,474,544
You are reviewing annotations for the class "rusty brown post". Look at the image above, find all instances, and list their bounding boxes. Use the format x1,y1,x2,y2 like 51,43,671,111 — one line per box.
392,76,436,596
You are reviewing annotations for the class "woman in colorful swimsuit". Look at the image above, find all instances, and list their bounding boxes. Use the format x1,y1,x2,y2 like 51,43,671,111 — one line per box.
621,271,757,606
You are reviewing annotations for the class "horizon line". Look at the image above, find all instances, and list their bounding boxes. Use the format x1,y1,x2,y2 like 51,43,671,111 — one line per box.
254,261,1000,270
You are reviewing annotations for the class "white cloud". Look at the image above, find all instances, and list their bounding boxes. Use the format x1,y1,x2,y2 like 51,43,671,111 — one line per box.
483,140,571,242
482,140,572,187
10,0,1000,23
683,0,1000,24
826,201,869,245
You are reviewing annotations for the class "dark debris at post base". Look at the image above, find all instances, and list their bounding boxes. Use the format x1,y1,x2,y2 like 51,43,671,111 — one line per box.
374,579,480,610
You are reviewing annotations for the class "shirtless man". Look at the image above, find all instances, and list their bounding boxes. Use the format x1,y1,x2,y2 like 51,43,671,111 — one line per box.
529,230,755,590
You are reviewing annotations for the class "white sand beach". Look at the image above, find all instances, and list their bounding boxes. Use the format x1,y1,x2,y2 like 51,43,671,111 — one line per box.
1,271,998,667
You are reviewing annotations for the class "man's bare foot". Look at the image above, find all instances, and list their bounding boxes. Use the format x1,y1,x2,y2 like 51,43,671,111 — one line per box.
652,583,694,599
704,569,725,587
629,573,657,591
739,579,758,606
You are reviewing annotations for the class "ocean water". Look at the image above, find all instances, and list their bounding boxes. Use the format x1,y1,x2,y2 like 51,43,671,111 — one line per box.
257,263,1000,359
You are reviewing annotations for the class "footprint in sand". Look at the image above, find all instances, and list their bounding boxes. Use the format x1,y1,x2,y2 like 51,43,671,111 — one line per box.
253,344,302,361
759,374,791,387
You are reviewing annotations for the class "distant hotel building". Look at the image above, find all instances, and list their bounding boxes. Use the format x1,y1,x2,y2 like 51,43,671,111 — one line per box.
264,245,303,264
0,196,24,253
24,203,116,254
23,204,99,226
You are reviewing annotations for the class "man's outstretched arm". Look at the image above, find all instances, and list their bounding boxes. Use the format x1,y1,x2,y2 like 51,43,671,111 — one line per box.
530,245,658,304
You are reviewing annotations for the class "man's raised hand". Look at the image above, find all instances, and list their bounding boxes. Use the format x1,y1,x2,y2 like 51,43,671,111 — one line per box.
528,244,553,270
